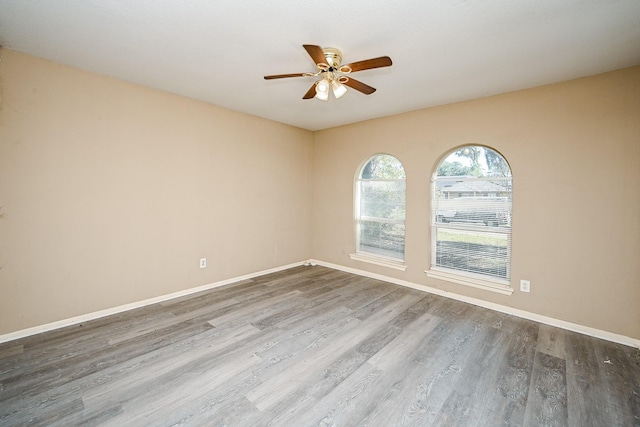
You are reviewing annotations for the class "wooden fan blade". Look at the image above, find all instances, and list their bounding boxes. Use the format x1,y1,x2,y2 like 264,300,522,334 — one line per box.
342,56,392,73
342,77,376,95
264,73,307,80
302,83,317,99
303,44,327,66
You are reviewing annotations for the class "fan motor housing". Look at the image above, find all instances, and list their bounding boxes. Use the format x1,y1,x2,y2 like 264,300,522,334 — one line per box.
322,48,342,69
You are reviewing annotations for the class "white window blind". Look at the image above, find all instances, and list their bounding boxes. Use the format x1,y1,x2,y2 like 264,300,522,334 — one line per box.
356,155,406,261
431,147,512,283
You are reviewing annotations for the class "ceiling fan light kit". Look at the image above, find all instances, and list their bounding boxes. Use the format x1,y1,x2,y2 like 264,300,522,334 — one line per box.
264,44,392,101
315,78,330,100
331,80,347,98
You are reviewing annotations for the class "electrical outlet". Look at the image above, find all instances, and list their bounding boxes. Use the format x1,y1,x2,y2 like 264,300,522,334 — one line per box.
199,258,206,269
520,280,530,293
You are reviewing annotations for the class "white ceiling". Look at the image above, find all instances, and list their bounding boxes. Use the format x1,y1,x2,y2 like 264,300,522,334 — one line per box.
1,1,639,131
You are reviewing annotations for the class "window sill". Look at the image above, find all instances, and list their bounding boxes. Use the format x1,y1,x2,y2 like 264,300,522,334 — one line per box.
425,268,513,295
349,253,407,271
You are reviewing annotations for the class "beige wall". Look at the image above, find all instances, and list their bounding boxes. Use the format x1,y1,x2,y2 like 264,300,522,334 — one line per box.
0,50,313,334
2,48,638,342
312,66,640,340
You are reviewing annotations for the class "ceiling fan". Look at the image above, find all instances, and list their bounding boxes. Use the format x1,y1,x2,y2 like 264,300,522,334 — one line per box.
264,44,392,101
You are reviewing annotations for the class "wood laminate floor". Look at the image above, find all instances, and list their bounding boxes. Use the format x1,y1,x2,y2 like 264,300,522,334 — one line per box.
1,266,639,426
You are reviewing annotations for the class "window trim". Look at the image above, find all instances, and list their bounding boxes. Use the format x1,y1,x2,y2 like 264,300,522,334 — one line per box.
349,252,407,271
425,268,513,295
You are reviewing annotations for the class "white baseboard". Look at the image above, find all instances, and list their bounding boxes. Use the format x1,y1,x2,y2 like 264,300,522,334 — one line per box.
3,259,638,350
0,261,306,345
311,259,640,349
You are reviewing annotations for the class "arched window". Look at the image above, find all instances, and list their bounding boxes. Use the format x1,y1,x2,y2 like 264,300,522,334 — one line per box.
352,154,406,267
428,146,513,293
